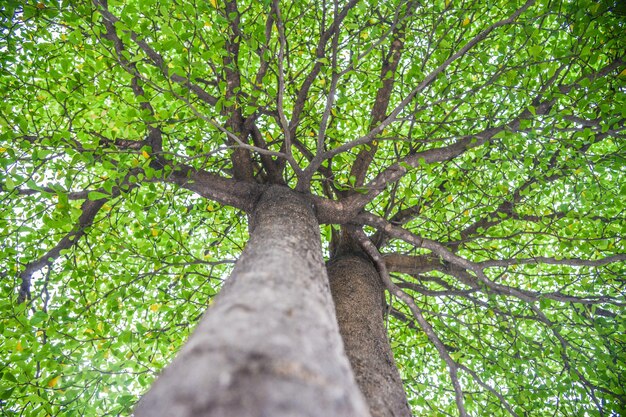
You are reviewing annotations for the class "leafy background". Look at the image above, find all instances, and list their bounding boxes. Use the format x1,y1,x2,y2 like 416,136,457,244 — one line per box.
1,0,625,415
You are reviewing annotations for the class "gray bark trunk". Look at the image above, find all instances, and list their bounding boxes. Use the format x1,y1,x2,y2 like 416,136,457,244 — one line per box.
328,247,412,417
134,186,370,417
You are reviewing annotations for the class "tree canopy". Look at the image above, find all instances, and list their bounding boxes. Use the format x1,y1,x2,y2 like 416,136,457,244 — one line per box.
1,0,625,416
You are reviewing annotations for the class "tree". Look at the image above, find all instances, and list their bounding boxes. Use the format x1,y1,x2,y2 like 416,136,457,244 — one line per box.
0,0,624,415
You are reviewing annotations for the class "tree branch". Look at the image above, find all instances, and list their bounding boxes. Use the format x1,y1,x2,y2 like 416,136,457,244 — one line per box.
222,0,255,181
348,1,418,188
350,227,469,417
164,163,263,213
94,0,164,153
286,0,359,137
355,212,625,307
18,190,125,303
272,0,302,177
480,254,626,268
93,0,219,107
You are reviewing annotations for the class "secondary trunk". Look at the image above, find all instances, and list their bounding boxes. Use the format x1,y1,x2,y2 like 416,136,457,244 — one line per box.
135,186,370,417
328,237,411,417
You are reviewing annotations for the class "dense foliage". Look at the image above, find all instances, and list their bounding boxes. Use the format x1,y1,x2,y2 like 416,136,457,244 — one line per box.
1,0,625,415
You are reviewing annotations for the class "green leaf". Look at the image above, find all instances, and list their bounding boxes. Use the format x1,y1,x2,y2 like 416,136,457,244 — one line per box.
87,191,110,201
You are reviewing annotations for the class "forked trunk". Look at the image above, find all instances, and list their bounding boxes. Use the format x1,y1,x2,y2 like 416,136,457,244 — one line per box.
328,238,412,417
135,186,370,417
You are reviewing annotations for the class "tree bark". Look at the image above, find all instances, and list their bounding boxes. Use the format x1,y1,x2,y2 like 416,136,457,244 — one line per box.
134,186,370,417
328,235,411,417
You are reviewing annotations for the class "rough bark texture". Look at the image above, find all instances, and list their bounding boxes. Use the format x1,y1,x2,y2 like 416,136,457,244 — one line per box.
328,237,411,417
135,186,370,417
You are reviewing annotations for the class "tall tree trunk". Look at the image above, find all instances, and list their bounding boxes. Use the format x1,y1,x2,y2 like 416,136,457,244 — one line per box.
135,186,370,417
328,234,412,417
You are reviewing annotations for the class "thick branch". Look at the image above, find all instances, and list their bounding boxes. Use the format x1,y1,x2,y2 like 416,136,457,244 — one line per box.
384,253,441,275
223,0,255,181
349,1,417,188
164,164,263,213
